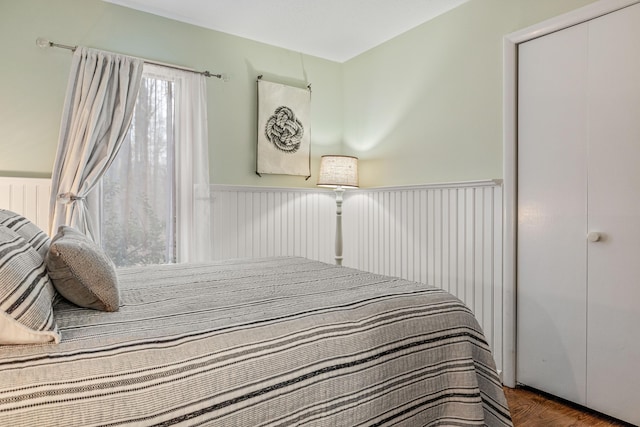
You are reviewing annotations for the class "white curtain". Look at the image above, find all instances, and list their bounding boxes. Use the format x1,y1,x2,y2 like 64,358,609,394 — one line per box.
100,71,176,267
145,65,212,263
49,47,143,239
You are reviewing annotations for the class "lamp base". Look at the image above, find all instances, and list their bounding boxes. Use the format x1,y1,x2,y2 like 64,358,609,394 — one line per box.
334,187,345,266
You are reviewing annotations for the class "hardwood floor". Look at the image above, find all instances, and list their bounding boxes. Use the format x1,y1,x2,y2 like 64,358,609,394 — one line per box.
504,387,634,427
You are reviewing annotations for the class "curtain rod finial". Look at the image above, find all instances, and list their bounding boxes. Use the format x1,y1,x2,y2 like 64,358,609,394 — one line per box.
36,37,51,48
202,71,229,82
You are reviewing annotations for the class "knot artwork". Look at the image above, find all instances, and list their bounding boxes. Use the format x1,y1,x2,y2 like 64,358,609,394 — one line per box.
265,106,304,153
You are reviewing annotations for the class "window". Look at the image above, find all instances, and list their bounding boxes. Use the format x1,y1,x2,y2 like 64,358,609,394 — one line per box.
99,64,211,267
101,71,176,267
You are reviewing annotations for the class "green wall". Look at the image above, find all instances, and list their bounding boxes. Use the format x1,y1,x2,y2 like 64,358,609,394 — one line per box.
0,0,343,187
343,0,598,187
0,0,598,188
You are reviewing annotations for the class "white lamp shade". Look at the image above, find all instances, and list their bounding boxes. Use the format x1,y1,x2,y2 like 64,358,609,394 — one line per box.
317,155,359,188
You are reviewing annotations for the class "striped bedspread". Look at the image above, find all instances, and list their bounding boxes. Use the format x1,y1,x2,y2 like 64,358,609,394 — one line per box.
0,257,512,426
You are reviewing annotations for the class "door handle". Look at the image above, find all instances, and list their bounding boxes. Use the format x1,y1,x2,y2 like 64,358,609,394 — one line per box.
587,231,602,242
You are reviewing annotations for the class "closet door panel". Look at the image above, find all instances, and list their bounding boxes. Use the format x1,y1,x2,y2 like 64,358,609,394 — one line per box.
586,4,640,425
516,24,588,404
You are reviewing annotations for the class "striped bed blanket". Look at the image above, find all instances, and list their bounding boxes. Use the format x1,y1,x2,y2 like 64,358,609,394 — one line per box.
0,257,512,426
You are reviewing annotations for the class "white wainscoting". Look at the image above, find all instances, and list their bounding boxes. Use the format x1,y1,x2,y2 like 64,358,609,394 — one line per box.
0,177,51,232
342,181,504,372
212,181,504,373
2,178,504,373
211,185,338,264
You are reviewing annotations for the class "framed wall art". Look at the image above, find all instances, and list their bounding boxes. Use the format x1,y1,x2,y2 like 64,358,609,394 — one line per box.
256,77,311,177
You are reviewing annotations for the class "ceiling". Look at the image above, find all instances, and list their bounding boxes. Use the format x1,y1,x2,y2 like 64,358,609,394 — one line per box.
103,0,470,62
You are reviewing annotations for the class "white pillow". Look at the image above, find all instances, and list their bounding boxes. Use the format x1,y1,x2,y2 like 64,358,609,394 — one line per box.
0,225,60,344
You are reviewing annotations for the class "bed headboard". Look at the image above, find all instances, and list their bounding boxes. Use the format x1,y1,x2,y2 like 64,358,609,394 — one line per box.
0,177,51,234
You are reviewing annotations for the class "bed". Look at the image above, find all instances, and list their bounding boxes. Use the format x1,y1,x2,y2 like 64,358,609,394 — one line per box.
0,211,511,426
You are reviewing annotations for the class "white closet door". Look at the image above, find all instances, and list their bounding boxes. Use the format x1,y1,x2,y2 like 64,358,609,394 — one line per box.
586,4,640,425
516,23,589,404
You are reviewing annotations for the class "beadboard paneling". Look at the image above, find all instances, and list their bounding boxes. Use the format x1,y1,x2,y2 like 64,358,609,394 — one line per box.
341,181,503,371
3,179,504,373
211,185,337,264
0,177,51,233
210,181,503,372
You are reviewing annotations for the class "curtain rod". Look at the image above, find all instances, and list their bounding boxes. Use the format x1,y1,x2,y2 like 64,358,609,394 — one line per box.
36,37,226,80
